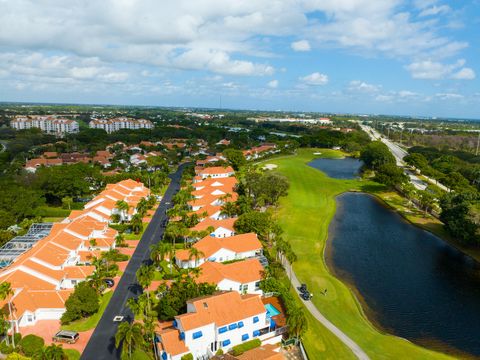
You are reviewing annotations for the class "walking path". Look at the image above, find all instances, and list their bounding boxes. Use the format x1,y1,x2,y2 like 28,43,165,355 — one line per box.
284,260,370,360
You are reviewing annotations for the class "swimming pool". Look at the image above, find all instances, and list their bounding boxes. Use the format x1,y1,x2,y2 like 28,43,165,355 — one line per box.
264,303,281,317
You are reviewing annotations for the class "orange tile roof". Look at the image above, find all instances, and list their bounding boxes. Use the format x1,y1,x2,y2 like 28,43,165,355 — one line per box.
192,177,238,190
197,258,264,285
196,166,234,176
237,344,283,360
176,291,265,331
64,266,95,279
0,269,57,291
190,217,236,233
32,243,70,267
176,233,261,261
157,328,189,356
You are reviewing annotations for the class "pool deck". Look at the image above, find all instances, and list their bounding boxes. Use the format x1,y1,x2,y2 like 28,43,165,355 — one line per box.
262,296,287,327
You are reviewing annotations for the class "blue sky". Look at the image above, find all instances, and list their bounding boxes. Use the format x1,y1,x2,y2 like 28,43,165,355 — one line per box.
0,0,479,118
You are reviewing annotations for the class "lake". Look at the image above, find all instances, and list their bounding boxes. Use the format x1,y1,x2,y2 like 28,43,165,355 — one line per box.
309,157,362,179
327,192,480,357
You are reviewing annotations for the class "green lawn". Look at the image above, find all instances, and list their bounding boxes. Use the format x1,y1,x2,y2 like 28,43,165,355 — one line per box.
123,223,148,240
61,291,114,332
64,349,81,360
269,148,454,360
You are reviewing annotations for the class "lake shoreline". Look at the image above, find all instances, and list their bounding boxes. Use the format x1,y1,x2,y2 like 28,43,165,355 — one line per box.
326,191,480,359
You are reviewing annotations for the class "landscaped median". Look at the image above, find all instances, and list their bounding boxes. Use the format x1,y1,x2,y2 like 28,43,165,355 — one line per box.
267,148,454,360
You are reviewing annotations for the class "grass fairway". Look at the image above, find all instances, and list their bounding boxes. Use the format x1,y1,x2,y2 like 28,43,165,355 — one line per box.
268,148,453,360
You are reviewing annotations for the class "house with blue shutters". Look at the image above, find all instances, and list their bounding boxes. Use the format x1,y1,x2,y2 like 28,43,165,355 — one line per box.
156,291,281,360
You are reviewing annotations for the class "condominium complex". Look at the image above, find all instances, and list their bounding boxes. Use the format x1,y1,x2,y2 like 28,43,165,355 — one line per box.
89,117,154,133
10,116,79,135
0,179,150,331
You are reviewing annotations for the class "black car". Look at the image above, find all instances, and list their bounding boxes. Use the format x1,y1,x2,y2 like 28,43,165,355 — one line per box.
104,279,115,288
301,291,311,301
298,283,307,293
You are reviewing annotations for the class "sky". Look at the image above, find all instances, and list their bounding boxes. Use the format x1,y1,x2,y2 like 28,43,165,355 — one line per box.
0,0,479,118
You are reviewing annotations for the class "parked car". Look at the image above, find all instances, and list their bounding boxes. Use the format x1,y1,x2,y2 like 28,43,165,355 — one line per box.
301,291,312,301
104,278,115,288
298,283,307,293
52,330,79,344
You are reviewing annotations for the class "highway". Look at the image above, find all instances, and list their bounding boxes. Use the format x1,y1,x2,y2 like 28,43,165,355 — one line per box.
81,163,188,360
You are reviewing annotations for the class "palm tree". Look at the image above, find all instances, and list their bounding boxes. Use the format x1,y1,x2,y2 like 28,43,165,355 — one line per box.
287,305,308,345
150,242,172,266
136,265,155,312
188,247,205,267
44,344,65,360
115,200,130,222
115,321,145,359
130,213,143,235
0,282,15,347
286,248,297,289
115,233,127,247
126,298,142,318
220,201,238,217
136,198,148,217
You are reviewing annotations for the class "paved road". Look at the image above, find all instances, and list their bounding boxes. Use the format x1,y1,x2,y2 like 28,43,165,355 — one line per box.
284,260,370,360
81,163,189,360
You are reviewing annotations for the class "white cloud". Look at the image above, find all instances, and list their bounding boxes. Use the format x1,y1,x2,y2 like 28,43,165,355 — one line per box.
291,40,311,52
419,5,451,17
406,59,474,80
299,72,328,85
435,93,464,100
267,79,279,88
451,67,476,80
348,80,381,93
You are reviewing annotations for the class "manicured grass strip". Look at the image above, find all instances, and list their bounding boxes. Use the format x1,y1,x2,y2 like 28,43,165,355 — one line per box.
62,291,114,332
64,349,81,360
269,148,454,360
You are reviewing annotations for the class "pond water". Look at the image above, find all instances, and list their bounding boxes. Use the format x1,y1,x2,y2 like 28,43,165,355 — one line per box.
327,192,480,357
308,157,362,179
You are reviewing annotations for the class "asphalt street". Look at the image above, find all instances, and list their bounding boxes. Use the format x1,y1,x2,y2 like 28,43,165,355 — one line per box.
81,163,189,360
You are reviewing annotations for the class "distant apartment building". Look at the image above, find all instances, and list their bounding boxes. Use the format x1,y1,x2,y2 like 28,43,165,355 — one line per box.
10,116,79,135
89,117,154,133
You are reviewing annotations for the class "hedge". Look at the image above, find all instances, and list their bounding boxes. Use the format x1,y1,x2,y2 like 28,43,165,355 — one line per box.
231,339,261,356
180,354,193,360
35,206,71,218
19,334,44,357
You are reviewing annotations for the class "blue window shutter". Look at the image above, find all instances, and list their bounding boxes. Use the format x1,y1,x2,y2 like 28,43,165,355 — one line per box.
179,332,185,340
253,316,259,323
222,339,231,347
253,330,260,337
162,352,168,360
242,333,249,341
238,321,244,328
172,319,177,328
218,326,228,334
228,323,238,330
192,331,203,339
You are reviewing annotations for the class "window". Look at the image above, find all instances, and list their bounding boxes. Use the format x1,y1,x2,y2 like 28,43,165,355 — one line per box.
242,284,248,293
71,280,77,285
192,331,203,339
222,339,231,347
228,323,238,330
253,316,259,323
179,332,185,340
253,330,261,337
255,281,261,290
173,320,177,328
237,321,244,328
218,326,227,334
242,334,249,341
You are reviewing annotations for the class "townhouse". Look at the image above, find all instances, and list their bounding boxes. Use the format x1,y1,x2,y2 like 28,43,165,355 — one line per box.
194,166,235,181
174,233,262,269
157,291,276,360
243,144,278,160
196,259,264,295
0,179,150,330
189,218,236,238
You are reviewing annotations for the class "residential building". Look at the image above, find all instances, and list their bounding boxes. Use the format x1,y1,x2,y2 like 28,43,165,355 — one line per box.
196,259,264,295
156,291,277,360
189,218,236,238
175,233,262,269
89,117,154,133
194,166,235,181
10,116,79,135
0,179,150,330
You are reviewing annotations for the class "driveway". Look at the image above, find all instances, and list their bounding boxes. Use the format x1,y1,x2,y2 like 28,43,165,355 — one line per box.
81,163,189,360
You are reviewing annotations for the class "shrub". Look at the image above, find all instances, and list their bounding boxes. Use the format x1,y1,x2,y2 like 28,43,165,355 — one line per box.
215,349,224,355
13,333,22,345
180,354,193,360
6,353,30,360
231,339,261,356
61,282,99,324
19,334,44,356
35,206,71,218
0,341,14,354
